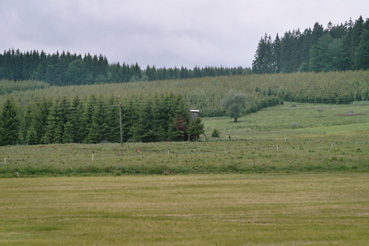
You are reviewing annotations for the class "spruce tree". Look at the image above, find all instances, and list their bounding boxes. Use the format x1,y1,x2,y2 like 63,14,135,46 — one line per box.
63,121,74,143
122,98,139,142
82,94,97,142
106,96,120,143
354,29,369,70
17,105,33,144
34,98,52,144
65,59,89,85
187,117,204,142
26,127,38,145
272,34,281,73
135,99,157,142
169,114,187,141
44,100,59,144
70,95,84,143
350,16,364,68
0,97,19,145
309,34,333,72
88,97,108,144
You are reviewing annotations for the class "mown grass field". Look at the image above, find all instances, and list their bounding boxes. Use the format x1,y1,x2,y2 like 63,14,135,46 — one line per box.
1,174,369,245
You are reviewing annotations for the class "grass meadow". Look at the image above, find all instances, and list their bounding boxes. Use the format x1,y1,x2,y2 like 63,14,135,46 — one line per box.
1,102,369,245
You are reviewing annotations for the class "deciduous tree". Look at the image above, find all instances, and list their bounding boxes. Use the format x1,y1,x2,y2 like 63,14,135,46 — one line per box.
222,91,246,122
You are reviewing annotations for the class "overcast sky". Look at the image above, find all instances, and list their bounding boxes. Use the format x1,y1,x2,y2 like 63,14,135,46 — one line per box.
0,0,368,68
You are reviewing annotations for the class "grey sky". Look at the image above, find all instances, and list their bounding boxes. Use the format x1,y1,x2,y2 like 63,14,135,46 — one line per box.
0,0,368,68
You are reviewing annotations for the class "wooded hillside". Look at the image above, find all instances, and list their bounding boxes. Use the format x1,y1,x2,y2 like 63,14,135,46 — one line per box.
252,16,369,73
0,50,249,86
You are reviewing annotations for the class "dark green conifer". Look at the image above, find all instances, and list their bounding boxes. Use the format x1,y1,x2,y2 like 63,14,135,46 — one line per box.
0,97,19,145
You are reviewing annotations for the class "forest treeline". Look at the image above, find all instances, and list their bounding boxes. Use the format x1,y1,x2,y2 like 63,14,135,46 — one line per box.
252,16,369,73
0,93,206,146
0,49,250,86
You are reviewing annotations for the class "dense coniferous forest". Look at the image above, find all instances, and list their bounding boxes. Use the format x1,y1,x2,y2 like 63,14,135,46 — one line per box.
252,16,369,73
0,50,250,85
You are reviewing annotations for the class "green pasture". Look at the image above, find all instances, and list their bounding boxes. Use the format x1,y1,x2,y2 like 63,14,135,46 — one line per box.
1,174,369,245
204,101,369,139
1,102,369,176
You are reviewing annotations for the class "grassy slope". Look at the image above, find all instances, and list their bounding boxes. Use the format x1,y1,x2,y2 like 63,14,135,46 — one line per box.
1,174,369,245
204,101,369,139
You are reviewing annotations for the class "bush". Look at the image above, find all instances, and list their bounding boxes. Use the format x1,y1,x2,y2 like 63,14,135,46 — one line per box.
211,129,220,138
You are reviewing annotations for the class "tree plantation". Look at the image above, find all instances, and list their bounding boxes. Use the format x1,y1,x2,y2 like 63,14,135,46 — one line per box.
0,94,195,146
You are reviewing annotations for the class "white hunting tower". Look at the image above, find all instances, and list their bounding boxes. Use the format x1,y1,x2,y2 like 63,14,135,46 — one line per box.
190,110,199,120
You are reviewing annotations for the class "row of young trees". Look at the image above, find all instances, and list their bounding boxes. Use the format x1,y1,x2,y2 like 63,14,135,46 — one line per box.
0,50,250,86
0,94,204,146
252,16,369,73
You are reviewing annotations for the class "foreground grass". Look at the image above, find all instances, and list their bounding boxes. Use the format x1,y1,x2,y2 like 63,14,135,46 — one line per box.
1,174,368,245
